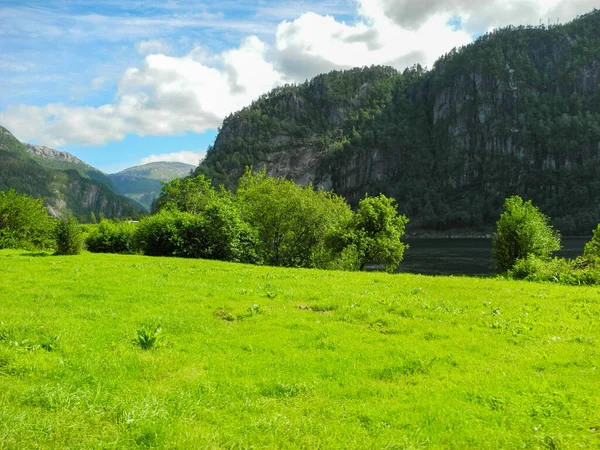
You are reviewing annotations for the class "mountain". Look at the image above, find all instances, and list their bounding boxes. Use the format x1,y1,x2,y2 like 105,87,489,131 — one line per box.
195,9,600,235
24,143,120,192
108,162,195,210
0,126,141,220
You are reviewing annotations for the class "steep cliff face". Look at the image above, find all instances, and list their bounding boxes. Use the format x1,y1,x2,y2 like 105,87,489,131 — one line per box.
0,127,141,220
196,10,600,234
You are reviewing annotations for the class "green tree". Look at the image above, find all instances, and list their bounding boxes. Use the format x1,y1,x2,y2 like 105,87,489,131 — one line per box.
54,216,84,255
344,194,409,272
89,211,97,224
583,224,600,259
236,169,353,268
0,189,54,250
152,175,218,214
492,195,561,272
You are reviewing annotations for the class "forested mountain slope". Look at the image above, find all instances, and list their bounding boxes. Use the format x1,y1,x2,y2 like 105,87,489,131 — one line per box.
0,126,140,220
195,10,600,234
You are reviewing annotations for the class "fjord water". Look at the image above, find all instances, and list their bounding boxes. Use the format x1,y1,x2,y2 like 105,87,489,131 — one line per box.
399,237,588,276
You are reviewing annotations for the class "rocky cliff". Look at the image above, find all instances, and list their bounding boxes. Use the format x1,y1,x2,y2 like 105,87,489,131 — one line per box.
196,10,600,234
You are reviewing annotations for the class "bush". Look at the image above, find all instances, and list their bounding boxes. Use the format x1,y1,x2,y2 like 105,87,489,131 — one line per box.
134,210,183,257
492,196,561,272
236,169,353,268
583,224,600,259
134,205,259,263
511,254,600,285
54,216,84,255
0,189,54,250
86,220,136,254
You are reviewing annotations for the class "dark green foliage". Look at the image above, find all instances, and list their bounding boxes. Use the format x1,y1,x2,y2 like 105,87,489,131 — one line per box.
134,210,184,257
332,195,409,272
86,220,136,254
194,11,600,234
152,175,218,214
135,207,259,263
135,323,164,350
583,224,600,258
512,254,600,285
492,196,561,272
54,216,84,255
236,169,353,268
0,189,54,250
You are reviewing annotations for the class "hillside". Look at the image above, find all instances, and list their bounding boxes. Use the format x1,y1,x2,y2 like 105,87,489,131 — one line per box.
0,126,141,220
195,10,600,235
109,162,194,210
24,143,119,192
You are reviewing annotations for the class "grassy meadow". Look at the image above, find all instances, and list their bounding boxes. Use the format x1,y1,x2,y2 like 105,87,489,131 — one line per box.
0,249,599,449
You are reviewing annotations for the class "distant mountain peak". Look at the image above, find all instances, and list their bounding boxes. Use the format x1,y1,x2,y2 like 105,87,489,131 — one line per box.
108,161,195,210
114,161,195,176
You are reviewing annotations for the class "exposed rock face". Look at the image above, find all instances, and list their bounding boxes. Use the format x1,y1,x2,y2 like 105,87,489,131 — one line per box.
24,144,93,167
197,11,600,233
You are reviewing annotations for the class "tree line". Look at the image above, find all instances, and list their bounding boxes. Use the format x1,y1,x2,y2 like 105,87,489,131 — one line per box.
3,175,600,283
0,170,409,272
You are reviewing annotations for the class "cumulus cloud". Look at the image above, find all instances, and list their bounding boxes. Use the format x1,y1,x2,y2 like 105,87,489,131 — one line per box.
1,0,597,147
359,0,598,33
140,150,205,166
274,11,471,81
0,103,127,147
1,36,285,146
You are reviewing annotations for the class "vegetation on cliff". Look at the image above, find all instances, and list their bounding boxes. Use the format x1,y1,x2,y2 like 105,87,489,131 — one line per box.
195,10,600,235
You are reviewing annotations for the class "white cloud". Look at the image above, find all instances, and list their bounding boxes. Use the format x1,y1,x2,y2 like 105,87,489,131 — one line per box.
359,0,598,33
1,36,285,146
140,150,205,166
275,11,471,81
0,103,127,147
1,1,597,148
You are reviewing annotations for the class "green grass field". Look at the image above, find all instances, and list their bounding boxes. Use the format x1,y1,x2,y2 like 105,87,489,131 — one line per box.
1,250,599,449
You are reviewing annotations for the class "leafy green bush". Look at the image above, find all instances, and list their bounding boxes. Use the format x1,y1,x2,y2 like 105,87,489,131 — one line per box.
583,224,600,259
0,189,54,250
54,216,84,255
86,220,136,254
134,206,259,263
350,195,409,272
237,169,352,268
511,254,600,285
134,210,183,257
492,196,561,272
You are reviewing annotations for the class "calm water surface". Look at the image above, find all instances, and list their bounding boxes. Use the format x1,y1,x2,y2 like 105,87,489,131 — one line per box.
398,238,588,276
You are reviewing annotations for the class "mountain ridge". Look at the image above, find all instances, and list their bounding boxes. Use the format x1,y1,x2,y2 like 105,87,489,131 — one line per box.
0,126,141,220
195,9,600,235
108,162,195,211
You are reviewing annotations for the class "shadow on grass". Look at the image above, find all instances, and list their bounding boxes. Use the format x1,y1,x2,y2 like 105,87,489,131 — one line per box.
19,252,52,257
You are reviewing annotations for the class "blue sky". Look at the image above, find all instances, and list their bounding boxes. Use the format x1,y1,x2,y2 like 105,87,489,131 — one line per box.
0,0,595,173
